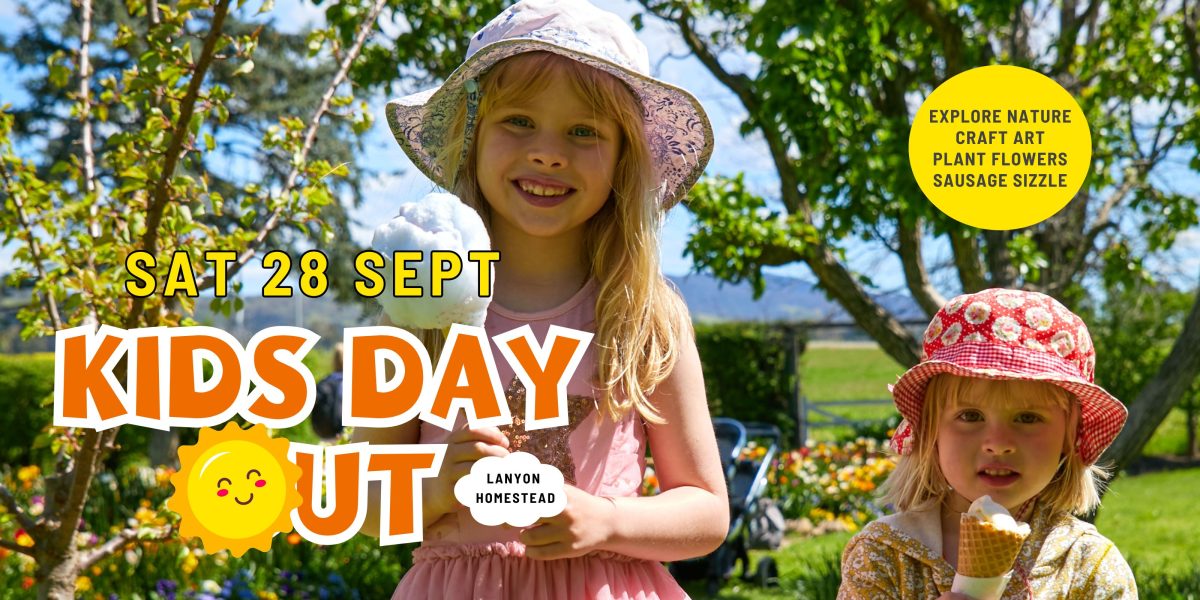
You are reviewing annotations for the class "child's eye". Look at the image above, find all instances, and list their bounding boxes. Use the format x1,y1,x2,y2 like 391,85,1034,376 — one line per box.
1016,412,1044,424
505,116,532,128
570,125,597,137
957,409,983,422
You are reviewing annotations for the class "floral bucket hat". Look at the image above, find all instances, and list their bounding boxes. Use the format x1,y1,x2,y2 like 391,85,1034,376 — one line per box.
889,288,1127,465
385,0,714,209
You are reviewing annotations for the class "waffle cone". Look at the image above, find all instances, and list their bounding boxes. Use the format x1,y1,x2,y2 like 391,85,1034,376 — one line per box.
957,515,1028,578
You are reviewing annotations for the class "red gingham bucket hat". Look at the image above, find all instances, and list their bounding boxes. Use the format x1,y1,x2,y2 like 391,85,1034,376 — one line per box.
889,288,1127,465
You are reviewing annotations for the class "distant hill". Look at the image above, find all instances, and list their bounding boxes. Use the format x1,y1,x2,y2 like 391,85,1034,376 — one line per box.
666,272,925,325
0,271,924,351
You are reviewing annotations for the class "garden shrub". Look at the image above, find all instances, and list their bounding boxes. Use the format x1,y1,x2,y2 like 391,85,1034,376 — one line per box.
695,322,799,443
0,353,54,466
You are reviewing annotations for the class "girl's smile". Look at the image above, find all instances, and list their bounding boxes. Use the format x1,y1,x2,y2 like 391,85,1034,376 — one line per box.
510,176,576,208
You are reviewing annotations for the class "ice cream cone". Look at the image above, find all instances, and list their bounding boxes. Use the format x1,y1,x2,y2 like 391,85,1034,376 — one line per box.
957,514,1028,578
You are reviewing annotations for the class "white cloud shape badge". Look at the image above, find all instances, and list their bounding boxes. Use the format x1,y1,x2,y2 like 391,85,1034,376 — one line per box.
454,452,566,527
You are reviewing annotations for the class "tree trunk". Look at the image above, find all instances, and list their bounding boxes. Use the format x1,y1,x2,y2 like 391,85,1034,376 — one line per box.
149,429,181,469
1188,399,1197,458
1101,285,1200,471
36,546,78,600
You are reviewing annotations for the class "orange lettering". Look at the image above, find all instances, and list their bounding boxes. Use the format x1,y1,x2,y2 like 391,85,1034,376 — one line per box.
245,333,310,421
167,331,241,420
428,329,503,423
348,333,425,420
293,447,364,541
59,328,128,422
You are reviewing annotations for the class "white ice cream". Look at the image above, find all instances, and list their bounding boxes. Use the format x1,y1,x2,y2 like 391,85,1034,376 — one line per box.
371,192,493,329
966,495,1031,536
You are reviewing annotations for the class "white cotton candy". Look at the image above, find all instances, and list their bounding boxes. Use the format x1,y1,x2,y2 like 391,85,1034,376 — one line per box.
371,192,493,329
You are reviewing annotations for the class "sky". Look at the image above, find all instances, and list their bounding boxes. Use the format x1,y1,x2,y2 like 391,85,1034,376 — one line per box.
1,0,1197,298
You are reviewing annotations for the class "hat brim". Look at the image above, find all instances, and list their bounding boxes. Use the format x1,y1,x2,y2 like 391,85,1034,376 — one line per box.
891,360,1128,465
385,38,714,209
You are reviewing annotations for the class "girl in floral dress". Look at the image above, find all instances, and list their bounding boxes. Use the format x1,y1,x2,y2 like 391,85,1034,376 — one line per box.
839,288,1136,599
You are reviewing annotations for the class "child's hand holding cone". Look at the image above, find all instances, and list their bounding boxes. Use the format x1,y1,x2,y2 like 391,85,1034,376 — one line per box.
951,495,1031,600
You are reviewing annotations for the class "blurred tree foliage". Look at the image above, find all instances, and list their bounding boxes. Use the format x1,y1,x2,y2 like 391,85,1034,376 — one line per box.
632,0,1200,471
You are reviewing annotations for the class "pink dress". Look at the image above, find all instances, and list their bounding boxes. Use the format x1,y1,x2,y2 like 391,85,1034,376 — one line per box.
391,280,689,600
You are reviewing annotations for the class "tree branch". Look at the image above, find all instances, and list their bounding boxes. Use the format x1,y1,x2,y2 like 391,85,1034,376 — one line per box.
906,0,967,75
1186,0,1200,84
79,525,173,571
50,430,105,552
0,483,37,533
197,0,390,291
1052,0,1102,75
1103,279,1200,470
896,214,945,317
77,0,103,327
948,228,988,292
0,163,65,330
642,0,920,366
983,230,1015,287
0,538,35,558
127,0,232,330
807,244,921,367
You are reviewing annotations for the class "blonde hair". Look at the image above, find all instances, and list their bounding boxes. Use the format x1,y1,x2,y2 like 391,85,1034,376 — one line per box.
880,374,1111,516
421,51,689,424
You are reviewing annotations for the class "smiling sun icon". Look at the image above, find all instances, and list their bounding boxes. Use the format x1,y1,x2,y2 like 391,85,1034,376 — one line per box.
170,423,302,557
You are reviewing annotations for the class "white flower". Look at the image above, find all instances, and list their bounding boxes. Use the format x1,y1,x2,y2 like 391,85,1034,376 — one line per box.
1051,331,1076,357
992,316,1021,341
965,301,992,324
1024,339,1046,352
924,317,944,344
963,332,986,343
996,292,1026,309
945,296,968,315
1052,302,1075,322
940,322,963,346
1025,306,1053,331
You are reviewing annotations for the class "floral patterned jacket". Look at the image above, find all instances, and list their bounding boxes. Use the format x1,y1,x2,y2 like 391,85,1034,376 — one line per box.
838,500,1137,599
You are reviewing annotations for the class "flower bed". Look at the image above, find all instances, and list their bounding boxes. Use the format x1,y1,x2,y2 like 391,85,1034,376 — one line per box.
1,463,409,598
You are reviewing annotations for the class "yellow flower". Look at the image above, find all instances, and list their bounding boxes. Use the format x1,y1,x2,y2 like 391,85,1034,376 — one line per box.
135,507,156,525
15,529,34,547
17,465,40,482
181,552,199,575
76,576,92,592
91,565,102,576
155,467,175,486
258,592,279,600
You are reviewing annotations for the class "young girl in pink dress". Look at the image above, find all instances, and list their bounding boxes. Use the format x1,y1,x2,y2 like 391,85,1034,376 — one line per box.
353,0,728,598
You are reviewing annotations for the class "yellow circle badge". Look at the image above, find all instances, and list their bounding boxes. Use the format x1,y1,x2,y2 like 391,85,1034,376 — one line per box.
908,65,1091,230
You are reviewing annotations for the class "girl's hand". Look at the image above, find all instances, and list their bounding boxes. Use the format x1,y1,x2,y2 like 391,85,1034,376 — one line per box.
520,485,617,560
426,426,509,519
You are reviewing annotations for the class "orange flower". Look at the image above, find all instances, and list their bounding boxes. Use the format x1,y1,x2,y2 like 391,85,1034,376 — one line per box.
287,532,302,545
22,576,35,589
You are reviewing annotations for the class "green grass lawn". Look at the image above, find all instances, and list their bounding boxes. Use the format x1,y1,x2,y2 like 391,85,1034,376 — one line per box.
1096,467,1200,577
799,344,1197,456
683,468,1200,599
799,344,904,442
